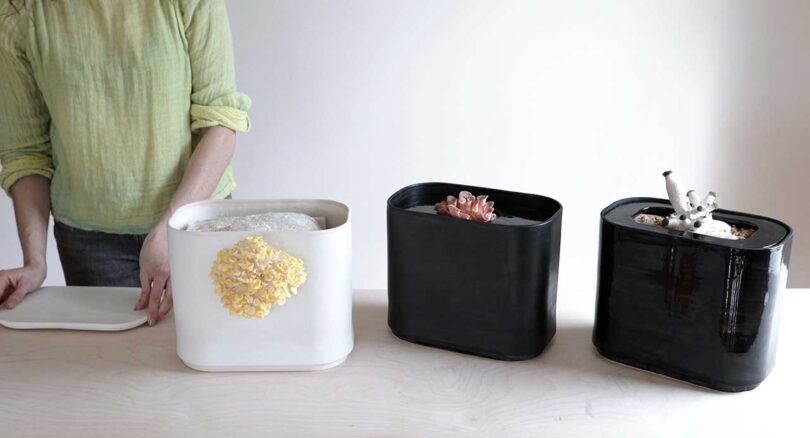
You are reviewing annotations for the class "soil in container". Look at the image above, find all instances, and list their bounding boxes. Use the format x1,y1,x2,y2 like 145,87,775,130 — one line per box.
405,204,542,226
633,207,756,239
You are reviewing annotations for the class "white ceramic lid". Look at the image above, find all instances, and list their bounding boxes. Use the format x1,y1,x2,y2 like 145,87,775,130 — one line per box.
0,286,148,331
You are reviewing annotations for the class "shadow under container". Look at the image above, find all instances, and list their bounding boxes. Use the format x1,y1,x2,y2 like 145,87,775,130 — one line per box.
168,199,353,371
387,182,563,360
593,197,793,392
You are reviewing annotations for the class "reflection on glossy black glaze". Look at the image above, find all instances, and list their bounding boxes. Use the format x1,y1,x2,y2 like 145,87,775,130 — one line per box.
593,197,793,392
387,182,562,360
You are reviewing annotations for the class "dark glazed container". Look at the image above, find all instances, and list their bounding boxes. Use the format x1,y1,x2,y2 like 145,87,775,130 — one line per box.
593,197,793,392
387,182,562,360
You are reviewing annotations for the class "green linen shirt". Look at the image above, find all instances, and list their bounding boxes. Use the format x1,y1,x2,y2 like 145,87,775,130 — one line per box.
0,0,251,234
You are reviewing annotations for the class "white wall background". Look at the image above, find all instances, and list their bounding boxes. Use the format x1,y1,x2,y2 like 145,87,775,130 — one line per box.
1,0,808,291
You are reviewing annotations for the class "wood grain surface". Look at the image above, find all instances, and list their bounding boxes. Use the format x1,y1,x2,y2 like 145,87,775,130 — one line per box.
1,289,807,437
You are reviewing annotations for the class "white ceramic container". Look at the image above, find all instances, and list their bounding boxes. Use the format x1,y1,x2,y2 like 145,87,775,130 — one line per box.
168,199,353,371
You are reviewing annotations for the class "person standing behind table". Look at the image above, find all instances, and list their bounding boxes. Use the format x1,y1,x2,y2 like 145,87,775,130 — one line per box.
0,0,251,326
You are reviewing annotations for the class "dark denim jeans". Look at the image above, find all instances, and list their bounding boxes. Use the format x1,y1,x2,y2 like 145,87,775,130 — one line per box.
54,221,146,287
53,196,230,287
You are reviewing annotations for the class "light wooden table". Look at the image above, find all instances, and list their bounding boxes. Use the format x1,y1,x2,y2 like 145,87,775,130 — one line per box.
1,289,807,437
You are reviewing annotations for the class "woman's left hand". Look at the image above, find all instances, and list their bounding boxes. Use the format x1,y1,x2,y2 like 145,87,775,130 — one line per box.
135,222,173,326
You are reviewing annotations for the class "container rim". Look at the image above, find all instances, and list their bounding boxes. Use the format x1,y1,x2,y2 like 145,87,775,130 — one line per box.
168,198,351,235
387,181,562,228
601,197,793,250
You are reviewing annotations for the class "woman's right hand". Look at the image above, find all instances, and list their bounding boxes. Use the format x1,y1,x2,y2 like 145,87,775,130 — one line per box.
0,263,46,309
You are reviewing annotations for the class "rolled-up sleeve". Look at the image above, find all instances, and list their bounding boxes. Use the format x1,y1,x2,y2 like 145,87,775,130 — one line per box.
0,16,54,194
181,0,251,134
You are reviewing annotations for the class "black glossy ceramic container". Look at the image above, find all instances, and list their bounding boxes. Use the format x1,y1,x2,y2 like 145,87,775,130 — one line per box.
387,182,562,360
593,197,793,392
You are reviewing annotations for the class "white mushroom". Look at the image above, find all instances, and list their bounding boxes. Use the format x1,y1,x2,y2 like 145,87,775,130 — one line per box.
661,171,736,240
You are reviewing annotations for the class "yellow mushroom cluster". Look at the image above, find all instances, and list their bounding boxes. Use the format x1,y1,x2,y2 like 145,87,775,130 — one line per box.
210,235,307,319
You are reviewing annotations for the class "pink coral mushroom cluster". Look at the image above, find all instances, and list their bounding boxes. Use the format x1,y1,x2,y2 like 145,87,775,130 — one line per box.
435,191,497,222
